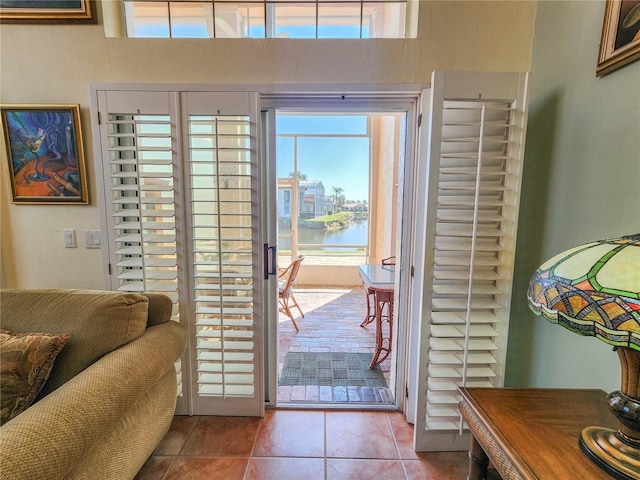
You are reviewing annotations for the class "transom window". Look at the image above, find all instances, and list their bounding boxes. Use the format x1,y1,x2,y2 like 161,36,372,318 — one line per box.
124,0,415,38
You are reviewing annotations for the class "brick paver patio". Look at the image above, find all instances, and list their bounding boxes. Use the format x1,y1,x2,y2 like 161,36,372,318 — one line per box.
277,287,394,406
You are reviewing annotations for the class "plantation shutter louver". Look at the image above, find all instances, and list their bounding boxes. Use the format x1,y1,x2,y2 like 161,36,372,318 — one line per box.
412,72,529,450
94,89,263,416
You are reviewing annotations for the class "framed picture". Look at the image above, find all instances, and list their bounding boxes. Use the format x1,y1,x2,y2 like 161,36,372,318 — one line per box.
1,104,89,204
597,0,640,76
0,0,96,24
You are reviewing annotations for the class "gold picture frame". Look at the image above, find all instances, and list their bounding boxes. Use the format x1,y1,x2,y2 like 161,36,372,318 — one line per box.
597,0,640,76
0,0,96,24
1,104,89,204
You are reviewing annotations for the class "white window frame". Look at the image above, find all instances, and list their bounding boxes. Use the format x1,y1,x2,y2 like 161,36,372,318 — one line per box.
118,0,416,39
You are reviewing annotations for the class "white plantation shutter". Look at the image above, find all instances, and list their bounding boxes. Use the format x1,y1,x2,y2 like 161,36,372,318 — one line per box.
412,72,529,450
182,91,263,415
94,89,263,416
96,91,186,409
109,115,178,295
185,101,260,410
426,99,514,430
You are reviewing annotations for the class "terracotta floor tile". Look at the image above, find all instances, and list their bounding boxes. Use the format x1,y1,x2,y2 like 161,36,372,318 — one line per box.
153,415,199,455
326,458,406,480
325,411,398,459
143,411,470,479
403,452,469,480
245,457,325,480
180,416,261,456
253,410,325,457
164,457,248,480
388,411,419,460
136,285,473,478
133,456,174,480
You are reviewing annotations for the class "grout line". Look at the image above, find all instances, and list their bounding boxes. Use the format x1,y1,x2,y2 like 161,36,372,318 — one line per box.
159,457,176,480
248,414,263,458
243,413,266,480
176,415,200,457
386,412,410,479
323,410,328,480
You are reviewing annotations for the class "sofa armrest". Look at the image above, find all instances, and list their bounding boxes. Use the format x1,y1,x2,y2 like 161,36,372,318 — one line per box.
0,321,187,480
142,293,174,327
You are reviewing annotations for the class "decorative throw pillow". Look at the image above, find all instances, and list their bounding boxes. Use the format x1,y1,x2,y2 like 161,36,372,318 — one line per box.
0,329,70,425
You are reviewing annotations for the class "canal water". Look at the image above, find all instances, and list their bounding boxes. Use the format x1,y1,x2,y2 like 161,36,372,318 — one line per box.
279,219,368,249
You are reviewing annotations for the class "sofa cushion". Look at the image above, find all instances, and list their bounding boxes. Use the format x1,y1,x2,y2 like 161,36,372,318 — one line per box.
0,329,69,424
0,289,150,397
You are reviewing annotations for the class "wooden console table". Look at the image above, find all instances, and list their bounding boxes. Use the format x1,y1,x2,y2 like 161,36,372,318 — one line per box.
458,387,619,480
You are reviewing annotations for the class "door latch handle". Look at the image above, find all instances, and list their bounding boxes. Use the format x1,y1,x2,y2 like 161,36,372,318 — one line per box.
263,244,277,280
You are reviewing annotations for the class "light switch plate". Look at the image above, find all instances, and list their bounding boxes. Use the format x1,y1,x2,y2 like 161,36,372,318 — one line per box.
63,229,76,248
84,230,101,249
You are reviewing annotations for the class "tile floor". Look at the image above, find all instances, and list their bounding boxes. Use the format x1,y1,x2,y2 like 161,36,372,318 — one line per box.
277,287,393,405
135,286,466,479
134,409,470,480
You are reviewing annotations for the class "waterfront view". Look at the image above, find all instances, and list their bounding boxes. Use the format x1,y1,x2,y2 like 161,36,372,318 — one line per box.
279,218,369,252
275,111,404,267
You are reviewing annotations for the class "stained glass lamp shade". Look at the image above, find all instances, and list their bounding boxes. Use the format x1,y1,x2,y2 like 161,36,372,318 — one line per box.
527,234,640,480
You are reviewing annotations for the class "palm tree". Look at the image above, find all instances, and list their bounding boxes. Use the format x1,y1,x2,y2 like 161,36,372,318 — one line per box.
331,186,345,211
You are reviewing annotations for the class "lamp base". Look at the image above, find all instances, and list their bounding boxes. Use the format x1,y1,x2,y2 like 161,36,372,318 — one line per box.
579,426,640,480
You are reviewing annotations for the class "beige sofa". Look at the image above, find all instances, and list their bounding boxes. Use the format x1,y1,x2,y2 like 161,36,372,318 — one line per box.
0,289,188,480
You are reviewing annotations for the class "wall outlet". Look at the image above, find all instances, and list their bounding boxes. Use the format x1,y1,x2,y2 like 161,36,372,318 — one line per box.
63,229,77,248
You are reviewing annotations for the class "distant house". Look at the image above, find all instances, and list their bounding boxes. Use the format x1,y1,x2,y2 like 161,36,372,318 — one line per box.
344,202,368,212
277,178,327,219
300,180,326,217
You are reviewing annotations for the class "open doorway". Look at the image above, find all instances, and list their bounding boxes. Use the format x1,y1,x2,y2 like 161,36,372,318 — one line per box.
273,111,406,407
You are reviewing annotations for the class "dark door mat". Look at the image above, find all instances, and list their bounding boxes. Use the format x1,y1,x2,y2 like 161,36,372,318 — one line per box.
279,352,388,388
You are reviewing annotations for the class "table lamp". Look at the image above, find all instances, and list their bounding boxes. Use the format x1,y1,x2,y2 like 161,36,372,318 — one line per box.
527,234,640,480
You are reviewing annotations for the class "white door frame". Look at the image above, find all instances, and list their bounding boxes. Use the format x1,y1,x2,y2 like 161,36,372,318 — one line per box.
259,86,426,411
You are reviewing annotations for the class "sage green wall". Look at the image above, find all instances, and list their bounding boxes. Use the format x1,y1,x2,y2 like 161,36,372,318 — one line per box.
0,0,536,290
506,1,640,392
3,0,636,393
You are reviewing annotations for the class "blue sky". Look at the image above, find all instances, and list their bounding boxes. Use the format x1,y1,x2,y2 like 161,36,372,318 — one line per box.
136,23,368,39
134,14,369,39
276,115,370,201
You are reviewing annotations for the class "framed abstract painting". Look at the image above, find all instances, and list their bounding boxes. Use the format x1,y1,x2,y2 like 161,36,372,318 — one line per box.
0,0,96,24
1,104,89,204
597,0,640,76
